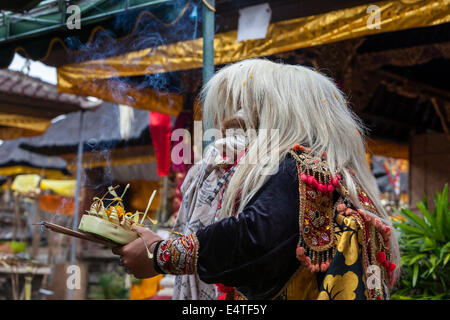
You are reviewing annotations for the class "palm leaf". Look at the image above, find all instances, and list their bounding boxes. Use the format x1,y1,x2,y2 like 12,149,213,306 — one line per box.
417,201,435,229
444,253,450,266
423,193,428,210
400,208,433,235
412,263,419,287
396,223,430,237
435,188,445,241
408,254,427,265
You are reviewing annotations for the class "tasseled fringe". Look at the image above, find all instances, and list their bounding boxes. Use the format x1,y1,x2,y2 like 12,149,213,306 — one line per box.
337,204,392,249
295,239,334,273
336,201,397,287
293,144,342,194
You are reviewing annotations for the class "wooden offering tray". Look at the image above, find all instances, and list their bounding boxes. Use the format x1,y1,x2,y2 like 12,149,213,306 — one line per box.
41,221,118,247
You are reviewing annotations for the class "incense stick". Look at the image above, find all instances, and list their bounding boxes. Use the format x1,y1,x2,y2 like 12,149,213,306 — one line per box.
120,184,130,199
140,190,157,225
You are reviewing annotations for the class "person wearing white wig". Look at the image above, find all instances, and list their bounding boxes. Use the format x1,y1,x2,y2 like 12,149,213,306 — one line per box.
113,59,400,300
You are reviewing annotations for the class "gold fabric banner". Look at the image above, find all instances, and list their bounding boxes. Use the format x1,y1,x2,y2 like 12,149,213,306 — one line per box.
57,75,183,116
57,0,449,81
0,166,69,179
40,179,76,197
0,113,51,140
0,126,43,140
57,0,449,114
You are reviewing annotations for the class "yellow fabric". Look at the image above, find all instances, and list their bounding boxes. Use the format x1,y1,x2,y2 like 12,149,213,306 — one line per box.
11,174,40,194
0,113,51,133
0,166,68,179
335,215,364,267
57,0,450,91
0,113,50,140
56,76,183,116
40,179,76,197
281,267,320,300
279,213,368,300
0,126,44,140
129,274,163,300
317,271,360,300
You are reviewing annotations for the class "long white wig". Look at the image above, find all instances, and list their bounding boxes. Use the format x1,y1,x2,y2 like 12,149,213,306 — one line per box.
201,58,400,276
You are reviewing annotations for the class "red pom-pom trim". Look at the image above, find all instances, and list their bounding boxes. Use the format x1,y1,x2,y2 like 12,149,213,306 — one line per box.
387,262,397,272
377,251,386,263
293,144,305,152
215,283,234,294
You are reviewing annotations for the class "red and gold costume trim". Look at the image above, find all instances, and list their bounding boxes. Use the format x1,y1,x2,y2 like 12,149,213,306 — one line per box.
290,144,396,300
156,233,199,275
290,145,341,273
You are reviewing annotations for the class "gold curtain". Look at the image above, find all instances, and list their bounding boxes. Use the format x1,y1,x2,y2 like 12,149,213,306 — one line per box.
0,113,51,140
57,0,449,115
57,0,449,82
57,76,183,116
0,166,69,179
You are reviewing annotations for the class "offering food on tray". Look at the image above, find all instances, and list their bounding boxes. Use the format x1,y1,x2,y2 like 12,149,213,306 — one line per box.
78,184,157,245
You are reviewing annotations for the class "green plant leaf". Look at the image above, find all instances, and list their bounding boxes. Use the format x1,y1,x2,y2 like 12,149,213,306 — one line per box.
417,201,435,229
412,263,419,287
423,237,436,249
408,254,427,265
439,245,448,259
444,253,450,266
429,255,438,273
400,208,433,235
423,193,429,210
396,223,429,237
435,189,445,241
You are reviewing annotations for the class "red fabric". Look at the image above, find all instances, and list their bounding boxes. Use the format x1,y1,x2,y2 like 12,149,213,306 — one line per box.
215,283,234,300
149,112,172,176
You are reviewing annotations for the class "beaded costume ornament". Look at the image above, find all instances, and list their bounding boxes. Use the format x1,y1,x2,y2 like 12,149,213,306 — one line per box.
290,144,396,300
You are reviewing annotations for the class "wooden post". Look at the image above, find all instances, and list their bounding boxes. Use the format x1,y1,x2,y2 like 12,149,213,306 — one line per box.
68,111,84,300
31,200,41,259
13,194,20,241
202,0,215,151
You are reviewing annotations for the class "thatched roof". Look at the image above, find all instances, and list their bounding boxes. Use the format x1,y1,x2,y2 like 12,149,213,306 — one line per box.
20,102,151,155
0,139,67,169
0,69,100,119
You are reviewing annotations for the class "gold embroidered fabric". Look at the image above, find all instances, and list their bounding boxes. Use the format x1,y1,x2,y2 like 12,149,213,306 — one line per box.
57,0,449,78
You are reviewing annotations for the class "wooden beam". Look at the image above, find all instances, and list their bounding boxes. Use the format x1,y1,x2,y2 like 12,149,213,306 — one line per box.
355,42,450,72
360,113,422,131
430,97,450,141
377,69,450,103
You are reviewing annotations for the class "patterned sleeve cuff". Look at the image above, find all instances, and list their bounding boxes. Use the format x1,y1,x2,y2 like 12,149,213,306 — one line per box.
155,234,199,275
